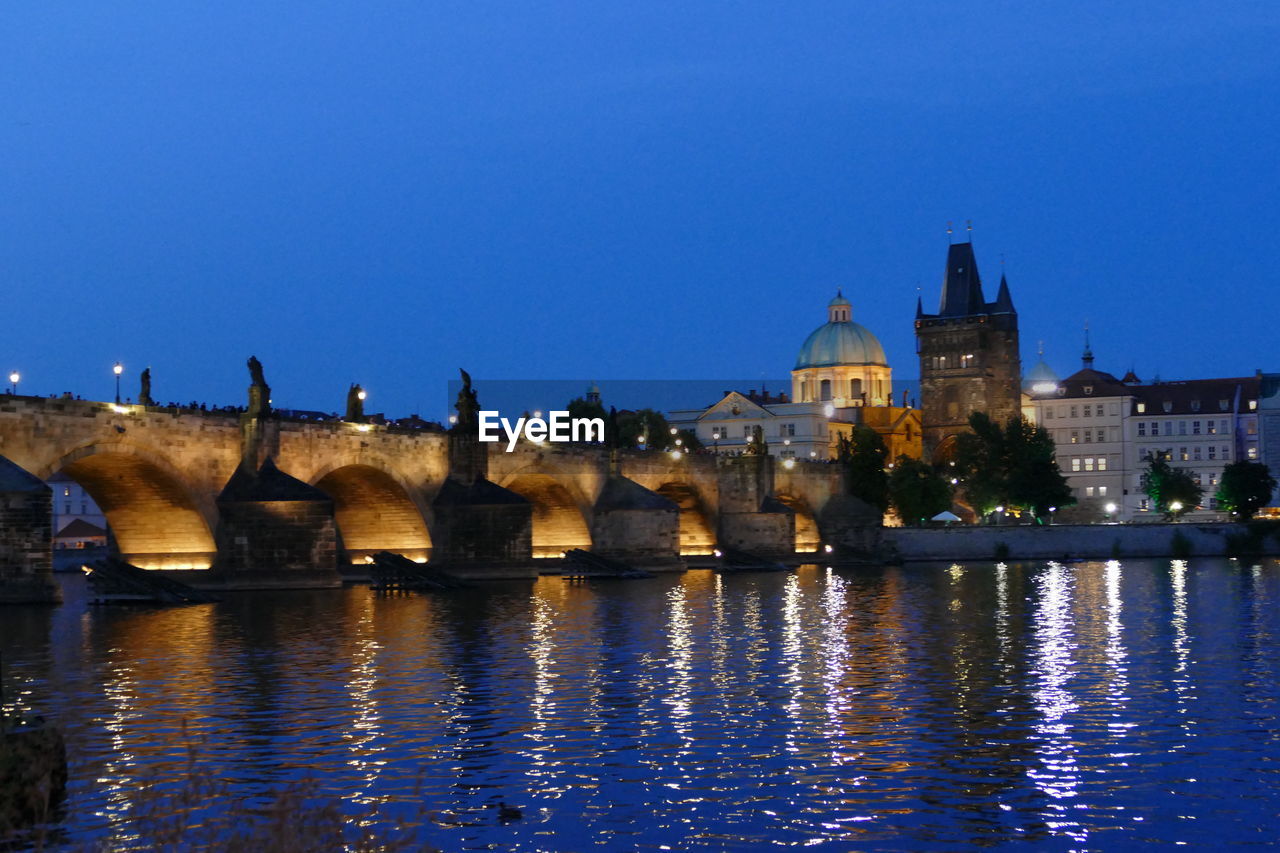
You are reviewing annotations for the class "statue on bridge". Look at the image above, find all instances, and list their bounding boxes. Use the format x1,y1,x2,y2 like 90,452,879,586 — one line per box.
346,383,365,422
454,368,480,430
247,356,271,418
138,368,154,407
745,424,768,456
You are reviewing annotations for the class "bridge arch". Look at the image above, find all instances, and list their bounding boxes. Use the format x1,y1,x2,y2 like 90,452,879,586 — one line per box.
498,468,592,558
312,464,432,564
653,481,716,556
47,443,217,570
774,493,820,553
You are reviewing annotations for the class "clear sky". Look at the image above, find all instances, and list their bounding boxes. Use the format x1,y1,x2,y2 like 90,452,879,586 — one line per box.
3,2,1278,419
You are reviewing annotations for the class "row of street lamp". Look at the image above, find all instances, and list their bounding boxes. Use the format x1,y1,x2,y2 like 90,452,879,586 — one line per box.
7,363,125,401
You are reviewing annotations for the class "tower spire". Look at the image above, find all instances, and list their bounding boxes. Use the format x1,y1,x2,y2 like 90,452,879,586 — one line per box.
1082,322,1094,368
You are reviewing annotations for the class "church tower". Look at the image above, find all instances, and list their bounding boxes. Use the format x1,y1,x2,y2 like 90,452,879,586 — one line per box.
915,240,1022,460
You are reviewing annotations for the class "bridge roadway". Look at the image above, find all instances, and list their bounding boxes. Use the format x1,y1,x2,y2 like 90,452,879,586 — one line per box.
0,395,842,573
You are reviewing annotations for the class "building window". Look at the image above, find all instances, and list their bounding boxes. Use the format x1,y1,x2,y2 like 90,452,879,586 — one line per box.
1247,421,1258,435
1098,457,1109,471
1137,402,1146,413
64,503,71,514
1046,407,1054,419
1249,446,1259,459
1208,446,1217,460
1209,472,1218,487
1163,401,1172,413
1220,419,1229,434
1207,421,1217,435
1250,400,1257,410
1179,447,1188,461
1219,399,1229,411
1152,422,1161,437
1209,497,1218,510
1190,400,1201,412
1140,498,1149,511
780,450,795,459
1096,430,1106,443
1138,422,1146,437
1083,404,1092,417
820,379,832,401
1072,458,1081,472
1179,421,1187,435
1070,405,1078,418
782,423,796,437
1084,386,1094,396
1192,421,1201,435
1084,457,1095,471
1083,430,1092,444
1086,486,1095,497
1193,446,1202,461
1071,431,1080,444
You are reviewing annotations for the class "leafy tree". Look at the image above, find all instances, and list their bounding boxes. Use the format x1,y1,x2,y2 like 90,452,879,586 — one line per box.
837,426,889,512
1216,460,1277,521
888,456,953,526
953,412,1074,522
565,396,607,424
618,409,675,451
1142,454,1203,519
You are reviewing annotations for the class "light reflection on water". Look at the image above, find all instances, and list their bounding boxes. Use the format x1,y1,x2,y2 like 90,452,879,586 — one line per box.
2,559,1280,850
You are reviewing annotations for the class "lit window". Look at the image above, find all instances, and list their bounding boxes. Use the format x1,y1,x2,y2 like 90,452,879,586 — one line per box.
1085,457,1095,471
1140,498,1149,511
1086,486,1095,497
1099,486,1108,497
1071,431,1080,444
1209,472,1218,487
1207,421,1217,435
1072,458,1081,472
1249,446,1258,459
1180,447,1188,461
1250,400,1258,410
63,487,70,497
1098,457,1108,471
1137,402,1146,413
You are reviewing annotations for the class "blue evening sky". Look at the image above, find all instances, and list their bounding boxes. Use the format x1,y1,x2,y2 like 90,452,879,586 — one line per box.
3,2,1277,419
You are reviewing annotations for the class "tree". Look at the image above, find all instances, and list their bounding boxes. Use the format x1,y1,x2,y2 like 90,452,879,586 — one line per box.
617,409,676,451
887,456,952,526
1142,454,1203,519
837,426,889,512
1216,460,1277,521
565,396,607,424
953,412,1074,522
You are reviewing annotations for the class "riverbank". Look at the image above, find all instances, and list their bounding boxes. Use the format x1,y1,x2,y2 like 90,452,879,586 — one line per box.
883,521,1280,563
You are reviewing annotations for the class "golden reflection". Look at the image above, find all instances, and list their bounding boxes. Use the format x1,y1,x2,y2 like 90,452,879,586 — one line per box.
663,583,695,766
345,592,384,805
819,568,856,765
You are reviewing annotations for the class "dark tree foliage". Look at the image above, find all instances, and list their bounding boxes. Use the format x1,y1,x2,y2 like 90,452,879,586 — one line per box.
616,408,676,451
953,412,1075,522
837,426,889,512
887,455,953,526
1215,460,1277,521
1142,454,1203,519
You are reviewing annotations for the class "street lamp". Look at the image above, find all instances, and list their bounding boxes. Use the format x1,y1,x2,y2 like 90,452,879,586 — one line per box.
357,389,367,402
1104,502,1117,522
8,371,18,395
113,362,123,404
1169,500,1183,516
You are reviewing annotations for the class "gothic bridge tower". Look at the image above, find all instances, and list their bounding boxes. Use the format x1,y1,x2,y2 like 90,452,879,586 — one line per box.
915,240,1022,461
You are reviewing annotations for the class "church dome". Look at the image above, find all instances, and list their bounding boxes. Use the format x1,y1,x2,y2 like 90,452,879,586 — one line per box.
794,292,887,369
1024,348,1060,395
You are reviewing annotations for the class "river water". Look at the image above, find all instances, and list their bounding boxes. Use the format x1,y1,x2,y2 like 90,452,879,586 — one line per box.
3,559,1279,851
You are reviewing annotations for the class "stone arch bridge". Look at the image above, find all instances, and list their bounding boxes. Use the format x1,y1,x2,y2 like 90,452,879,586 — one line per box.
1,396,860,590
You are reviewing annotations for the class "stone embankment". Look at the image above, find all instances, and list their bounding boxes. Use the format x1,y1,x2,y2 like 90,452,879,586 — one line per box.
883,522,1280,563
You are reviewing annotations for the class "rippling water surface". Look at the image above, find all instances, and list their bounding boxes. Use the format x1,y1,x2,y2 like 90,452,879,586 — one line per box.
4,559,1280,850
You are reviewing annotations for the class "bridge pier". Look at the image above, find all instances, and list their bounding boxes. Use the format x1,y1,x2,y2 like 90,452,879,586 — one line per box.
0,456,61,604
590,475,683,571
209,458,342,589
715,455,796,557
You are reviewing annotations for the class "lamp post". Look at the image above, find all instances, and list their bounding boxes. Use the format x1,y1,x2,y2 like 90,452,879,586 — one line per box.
113,362,123,404
1104,502,1118,522
8,371,17,395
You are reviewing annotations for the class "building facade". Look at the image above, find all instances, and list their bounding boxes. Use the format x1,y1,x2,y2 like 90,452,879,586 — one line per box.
915,242,1022,461
1028,351,1262,521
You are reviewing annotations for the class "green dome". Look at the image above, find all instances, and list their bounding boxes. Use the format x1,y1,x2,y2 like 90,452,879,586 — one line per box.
794,295,887,369
1024,357,1059,393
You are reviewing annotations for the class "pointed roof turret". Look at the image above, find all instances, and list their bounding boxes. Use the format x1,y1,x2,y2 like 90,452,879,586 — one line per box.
915,294,924,319
938,242,986,316
1082,323,1095,369
992,272,1015,314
